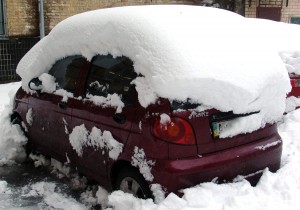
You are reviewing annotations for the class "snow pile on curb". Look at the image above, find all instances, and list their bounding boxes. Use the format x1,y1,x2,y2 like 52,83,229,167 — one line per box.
0,82,27,165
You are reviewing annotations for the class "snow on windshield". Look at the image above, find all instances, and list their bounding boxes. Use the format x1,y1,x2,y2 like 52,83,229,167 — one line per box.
16,5,291,136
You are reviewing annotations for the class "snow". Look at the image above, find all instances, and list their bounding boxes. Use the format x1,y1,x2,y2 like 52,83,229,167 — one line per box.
69,124,123,160
285,96,300,113
280,51,300,75
0,181,11,194
16,5,291,137
131,147,155,182
80,186,109,208
39,73,57,93
23,182,87,210
255,139,282,151
245,18,300,76
0,82,27,166
150,184,166,204
26,108,33,126
86,93,124,113
69,124,89,157
160,114,171,125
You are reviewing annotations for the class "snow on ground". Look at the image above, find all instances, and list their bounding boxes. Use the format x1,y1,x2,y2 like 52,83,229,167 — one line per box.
16,6,291,138
0,82,27,166
0,82,300,209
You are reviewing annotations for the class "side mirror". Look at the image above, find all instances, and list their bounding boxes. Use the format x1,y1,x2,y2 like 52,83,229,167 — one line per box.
28,77,43,91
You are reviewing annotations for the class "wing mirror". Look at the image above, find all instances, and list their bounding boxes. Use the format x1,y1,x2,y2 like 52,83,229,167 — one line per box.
28,77,43,91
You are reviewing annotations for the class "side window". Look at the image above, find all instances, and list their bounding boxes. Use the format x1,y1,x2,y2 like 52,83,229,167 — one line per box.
85,55,137,104
48,55,85,93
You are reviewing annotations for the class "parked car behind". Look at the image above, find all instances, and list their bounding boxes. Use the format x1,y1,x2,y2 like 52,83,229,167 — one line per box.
288,73,300,97
13,6,290,199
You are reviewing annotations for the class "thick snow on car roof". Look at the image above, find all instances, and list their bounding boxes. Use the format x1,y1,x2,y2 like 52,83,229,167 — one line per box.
17,5,290,134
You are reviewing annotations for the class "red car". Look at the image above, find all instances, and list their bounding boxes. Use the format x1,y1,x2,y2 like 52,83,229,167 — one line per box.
288,73,300,98
12,53,282,199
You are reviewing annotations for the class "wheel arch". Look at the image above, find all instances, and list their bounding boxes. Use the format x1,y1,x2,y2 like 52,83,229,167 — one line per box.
110,159,134,189
10,111,22,122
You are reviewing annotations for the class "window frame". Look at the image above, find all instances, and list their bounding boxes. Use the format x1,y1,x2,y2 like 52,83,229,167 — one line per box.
290,17,300,25
0,0,7,37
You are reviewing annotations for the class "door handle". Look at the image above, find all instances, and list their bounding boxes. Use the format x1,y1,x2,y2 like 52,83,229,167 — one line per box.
113,113,126,124
58,101,68,109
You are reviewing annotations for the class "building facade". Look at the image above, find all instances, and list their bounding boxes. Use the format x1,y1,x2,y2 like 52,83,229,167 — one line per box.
245,0,300,23
1,0,300,82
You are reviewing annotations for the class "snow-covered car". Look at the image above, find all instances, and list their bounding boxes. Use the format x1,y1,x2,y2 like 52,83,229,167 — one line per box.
283,53,300,111
288,73,300,97
245,18,300,112
13,6,290,199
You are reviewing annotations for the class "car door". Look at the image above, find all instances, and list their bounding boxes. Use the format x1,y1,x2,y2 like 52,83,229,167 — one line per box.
27,55,87,162
69,55,138,184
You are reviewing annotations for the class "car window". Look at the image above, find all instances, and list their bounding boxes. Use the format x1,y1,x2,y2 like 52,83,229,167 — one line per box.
85,54,137,104
48,55,85,93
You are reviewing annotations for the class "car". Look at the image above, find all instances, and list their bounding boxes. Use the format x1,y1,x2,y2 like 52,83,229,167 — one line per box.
288,73,300,97
13,6,288,199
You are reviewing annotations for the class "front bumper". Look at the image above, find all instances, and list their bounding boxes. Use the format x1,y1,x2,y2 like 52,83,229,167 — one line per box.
151,133,282,194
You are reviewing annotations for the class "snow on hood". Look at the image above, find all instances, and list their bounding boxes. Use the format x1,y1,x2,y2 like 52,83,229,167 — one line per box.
17,5,290,127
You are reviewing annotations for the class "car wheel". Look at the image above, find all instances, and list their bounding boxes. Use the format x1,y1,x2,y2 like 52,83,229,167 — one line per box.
11,115,31,155
115,167,153,199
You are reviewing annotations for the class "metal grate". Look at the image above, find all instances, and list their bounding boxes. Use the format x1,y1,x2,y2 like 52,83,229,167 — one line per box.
0,37,39,83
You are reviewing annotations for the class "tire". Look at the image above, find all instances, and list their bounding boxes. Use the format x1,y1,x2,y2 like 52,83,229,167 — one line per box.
11,115,31,155
115,167,153,199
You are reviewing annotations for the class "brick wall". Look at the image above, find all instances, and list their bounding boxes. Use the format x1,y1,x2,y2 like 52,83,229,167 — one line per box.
281,0,300,22
259,0,282,6
245,0,257,18
6,0,39,37
44,0,195,34
245,0,300,23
